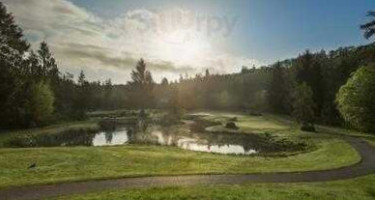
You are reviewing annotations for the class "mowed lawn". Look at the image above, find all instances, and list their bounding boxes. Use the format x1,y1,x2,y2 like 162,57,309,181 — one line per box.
51,141,375,200
51,174,375,200
0,112,362,188
0,139,359,188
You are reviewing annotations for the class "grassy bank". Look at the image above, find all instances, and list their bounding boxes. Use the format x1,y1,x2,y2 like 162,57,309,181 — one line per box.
0,138,359,188
0,120,100,147
52,174,375,200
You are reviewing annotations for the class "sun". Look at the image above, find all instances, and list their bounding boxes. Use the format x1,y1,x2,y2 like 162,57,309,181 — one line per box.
156,29,212,67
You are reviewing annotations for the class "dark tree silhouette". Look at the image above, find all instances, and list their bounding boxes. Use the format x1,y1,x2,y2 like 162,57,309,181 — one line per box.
161,77,169,86
38,42,59,80
293,83,316,132
360,11,375,39
128,59,154,109
267,62,290,114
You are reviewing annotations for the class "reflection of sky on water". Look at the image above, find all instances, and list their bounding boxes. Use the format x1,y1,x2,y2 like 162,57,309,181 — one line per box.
91,126,257,155
177,137,256,155
92,129,128,146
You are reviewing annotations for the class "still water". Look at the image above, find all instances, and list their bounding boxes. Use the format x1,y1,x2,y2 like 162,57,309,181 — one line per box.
91,125,257,155
6,120,303,155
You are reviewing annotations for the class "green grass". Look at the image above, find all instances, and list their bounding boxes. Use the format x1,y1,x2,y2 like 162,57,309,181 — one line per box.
0,120,99,147
367,139,375,147
0,111,366,189
52,174,375,200
0,138,359,188
267,113,375,139
316,124,375,139
195,112,290,134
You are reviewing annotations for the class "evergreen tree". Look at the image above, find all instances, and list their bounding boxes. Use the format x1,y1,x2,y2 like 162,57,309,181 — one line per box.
360,11,375,39
128,59,154,108
267,62,290,114
38,42,59,81
294,50,324,117
161,77,169,86
0,2,29,58
292,83,316,132
205,69,210,77
74,70,89,119
78,70,86,87
0,2,29,128
104,79,113,109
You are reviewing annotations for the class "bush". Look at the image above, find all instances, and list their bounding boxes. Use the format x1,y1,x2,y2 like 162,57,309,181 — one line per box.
28,81,55,126
301,124,316,132
229,117,237,122
336,65,375,133
292,83,315,132
225,122,238,130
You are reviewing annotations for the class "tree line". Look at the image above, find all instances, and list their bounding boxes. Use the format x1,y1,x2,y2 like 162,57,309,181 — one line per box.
0,2,127,128
1,2,375,133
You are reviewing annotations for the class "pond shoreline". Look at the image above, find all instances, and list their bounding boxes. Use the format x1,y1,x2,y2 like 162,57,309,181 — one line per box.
0,136,373,200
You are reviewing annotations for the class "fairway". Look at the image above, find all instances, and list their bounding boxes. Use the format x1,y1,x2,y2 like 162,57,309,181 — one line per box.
1,1,375,199
51,174,375,200
0,112,362,189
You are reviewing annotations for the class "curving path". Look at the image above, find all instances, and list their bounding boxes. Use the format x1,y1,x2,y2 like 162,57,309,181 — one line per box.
0,136,375,200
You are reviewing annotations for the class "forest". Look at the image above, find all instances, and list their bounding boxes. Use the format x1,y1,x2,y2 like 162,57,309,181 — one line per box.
2,1,375,133
2,1,375,199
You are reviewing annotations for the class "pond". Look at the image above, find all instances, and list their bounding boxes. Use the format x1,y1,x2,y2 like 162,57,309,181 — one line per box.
91,125,258,155
5,120,306,155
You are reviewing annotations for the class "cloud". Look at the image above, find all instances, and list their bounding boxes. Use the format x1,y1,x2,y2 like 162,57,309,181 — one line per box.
3,0,263,83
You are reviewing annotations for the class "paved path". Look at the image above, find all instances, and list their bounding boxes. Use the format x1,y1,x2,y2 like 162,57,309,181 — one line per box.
1,137,374,200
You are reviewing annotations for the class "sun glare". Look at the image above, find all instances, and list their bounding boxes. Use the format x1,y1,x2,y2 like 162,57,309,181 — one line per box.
156,29,212,66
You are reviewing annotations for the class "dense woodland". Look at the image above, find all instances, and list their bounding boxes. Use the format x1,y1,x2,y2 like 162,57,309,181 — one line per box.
1,2,375,133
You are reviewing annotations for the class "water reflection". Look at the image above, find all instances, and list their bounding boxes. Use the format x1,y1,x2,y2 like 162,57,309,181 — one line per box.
6,121,304,155
92,128,129,146
178,139,257,155
91,124,258,155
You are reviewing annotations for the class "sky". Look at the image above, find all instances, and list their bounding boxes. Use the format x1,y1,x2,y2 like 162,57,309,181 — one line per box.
3,0,375,84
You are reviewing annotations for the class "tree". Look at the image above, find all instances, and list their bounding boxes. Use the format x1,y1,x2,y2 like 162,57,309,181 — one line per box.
0,2,29,58
292,83,316,132
293,50,325,117
360,11,375,39
0,2,30,128
161,77,169,86
27,81,55,126
78,70,86,86
129,59,153,86
336,65,375,132
267,62,290,114
103,79,113,109
74,70,89,119
128,59,154,108
205,69,210,77
38,42,59,81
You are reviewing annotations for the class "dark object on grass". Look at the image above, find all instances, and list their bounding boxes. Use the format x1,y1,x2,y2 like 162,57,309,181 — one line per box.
264,132,271,138
247,111,262,116
225,122,238,130
28,163,36,169
229,117,237,122
301,124,316,132
138,109,147,120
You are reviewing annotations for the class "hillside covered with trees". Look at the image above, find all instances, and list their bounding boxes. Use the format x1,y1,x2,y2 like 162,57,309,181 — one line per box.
1,1,375,134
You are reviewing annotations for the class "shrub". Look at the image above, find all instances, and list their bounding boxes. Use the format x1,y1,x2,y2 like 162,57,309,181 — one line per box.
292,83,316,132
225,122,238,130
336,65,375,133
28,81,55,126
